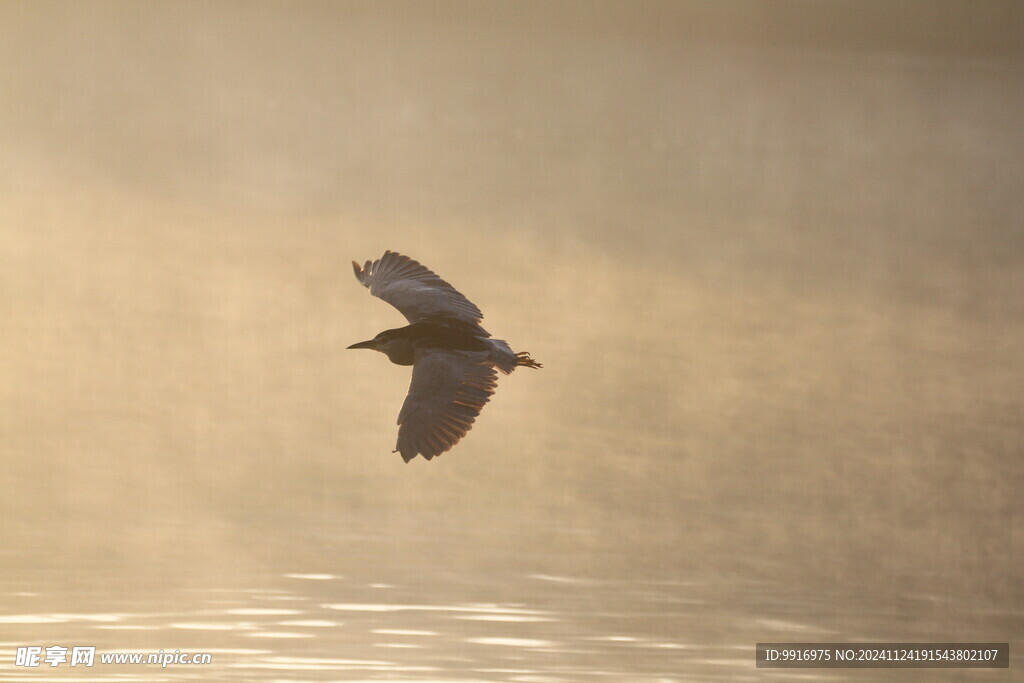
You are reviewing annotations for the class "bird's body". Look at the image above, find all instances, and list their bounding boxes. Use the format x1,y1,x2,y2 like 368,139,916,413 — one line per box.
348,251,540,462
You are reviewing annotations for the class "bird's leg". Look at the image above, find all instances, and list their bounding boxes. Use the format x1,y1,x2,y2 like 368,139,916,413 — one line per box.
515,351,542,369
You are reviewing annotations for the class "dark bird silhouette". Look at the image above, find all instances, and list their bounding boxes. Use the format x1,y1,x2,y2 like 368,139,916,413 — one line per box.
349,251,541,462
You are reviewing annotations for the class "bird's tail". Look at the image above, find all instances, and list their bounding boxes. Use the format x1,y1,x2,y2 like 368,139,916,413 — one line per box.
515,351,542,369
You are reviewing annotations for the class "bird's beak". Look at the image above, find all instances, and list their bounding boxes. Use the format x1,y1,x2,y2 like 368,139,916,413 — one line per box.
347,339,376,350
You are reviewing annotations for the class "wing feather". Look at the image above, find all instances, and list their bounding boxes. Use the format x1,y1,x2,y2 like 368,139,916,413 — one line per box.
395,348,498,461
353,251,486,330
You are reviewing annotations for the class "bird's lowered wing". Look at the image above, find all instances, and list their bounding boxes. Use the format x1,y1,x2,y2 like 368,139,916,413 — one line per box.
395,348,498,461
353,251,485,329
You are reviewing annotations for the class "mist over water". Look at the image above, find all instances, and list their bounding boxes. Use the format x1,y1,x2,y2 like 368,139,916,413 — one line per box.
1,1,1021,679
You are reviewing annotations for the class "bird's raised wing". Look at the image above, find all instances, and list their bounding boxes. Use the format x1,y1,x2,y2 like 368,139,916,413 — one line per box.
395,348,498,462
353,251,485,329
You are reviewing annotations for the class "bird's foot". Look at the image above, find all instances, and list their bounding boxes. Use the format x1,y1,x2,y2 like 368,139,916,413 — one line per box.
516,351,543,369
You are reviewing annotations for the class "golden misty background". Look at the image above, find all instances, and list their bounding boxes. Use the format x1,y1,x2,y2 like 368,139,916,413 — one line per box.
0,1,1021,679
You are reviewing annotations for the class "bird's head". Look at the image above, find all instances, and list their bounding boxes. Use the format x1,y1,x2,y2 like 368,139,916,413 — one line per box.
347,329,415,365
347,329,394,351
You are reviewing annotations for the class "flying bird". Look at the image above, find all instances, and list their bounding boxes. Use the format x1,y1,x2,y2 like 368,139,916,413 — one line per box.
349,251,541,462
